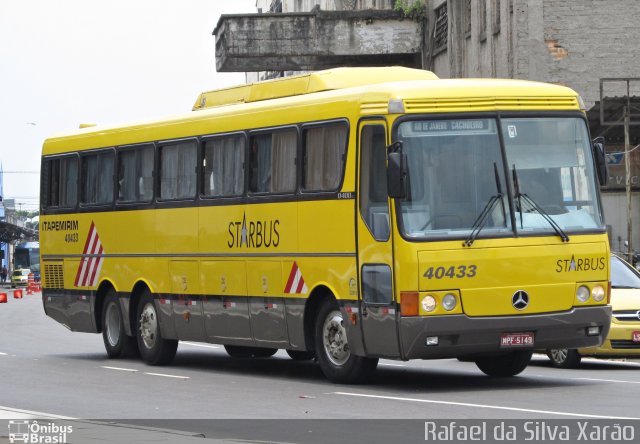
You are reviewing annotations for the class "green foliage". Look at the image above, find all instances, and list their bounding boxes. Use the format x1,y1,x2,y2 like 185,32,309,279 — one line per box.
393,0,426,20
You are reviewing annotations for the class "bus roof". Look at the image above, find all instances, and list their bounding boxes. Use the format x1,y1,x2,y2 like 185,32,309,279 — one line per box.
192,66,439,110
42,67,581,155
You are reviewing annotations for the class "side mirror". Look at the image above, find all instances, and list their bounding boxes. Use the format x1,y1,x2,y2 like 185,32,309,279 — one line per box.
387,141,407,199
592,136,608,186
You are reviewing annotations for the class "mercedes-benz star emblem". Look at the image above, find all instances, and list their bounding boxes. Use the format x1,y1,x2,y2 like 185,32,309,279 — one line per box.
512,290,529,310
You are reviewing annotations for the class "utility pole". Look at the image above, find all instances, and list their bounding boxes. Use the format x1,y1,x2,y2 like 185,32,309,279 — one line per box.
624,106,632,261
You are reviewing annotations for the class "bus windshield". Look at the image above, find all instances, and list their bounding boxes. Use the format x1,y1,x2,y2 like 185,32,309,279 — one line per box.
396,116,604,239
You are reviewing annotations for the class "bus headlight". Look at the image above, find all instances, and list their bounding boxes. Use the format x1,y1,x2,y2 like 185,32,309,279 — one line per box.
592,285,605,302
576,285,590,302
421,295,437,312
442,293,457,311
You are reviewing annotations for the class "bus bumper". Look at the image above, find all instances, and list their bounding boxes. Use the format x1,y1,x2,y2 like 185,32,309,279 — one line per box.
399,306,612,360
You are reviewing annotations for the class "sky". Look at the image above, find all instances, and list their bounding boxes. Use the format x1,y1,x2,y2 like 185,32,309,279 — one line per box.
0,0,257,212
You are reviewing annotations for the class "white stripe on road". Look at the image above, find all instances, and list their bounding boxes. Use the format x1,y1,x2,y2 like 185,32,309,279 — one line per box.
331,392,640,420
0,352,7,356
101,366,138,372
0,405,75,420
144,372,189,380
180,341,220,349
570,377,640,385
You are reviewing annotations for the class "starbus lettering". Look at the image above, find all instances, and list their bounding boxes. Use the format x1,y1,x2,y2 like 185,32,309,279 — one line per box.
228,212,280,248
555,255,606,273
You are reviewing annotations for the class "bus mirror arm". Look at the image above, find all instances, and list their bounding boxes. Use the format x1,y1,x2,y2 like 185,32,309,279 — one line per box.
387,142,407,199
592,136,608,186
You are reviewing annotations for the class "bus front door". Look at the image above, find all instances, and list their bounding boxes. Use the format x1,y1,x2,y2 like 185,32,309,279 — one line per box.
356,121,400,359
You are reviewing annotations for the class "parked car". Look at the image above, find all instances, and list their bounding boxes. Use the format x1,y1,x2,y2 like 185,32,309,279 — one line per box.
546,255,640,368
10,269,31,288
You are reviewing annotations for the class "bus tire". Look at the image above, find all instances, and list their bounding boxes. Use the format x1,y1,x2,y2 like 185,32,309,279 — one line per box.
136,291,177,366
286,349,315,361
224,345,277,358
102,289,138,358
474,350,532,377
546,348,581,369
314,299,378,384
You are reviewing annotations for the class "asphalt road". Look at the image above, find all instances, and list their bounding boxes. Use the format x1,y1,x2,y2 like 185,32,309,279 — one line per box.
1,290,640,443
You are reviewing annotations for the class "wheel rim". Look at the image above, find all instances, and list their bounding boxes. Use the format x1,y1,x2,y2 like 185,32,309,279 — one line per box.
322,310,350,366
550,349,568,363
139,302,158,350
105,302,121,347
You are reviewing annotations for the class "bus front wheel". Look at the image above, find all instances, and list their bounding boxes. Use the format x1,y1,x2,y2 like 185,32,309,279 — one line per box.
102,289,138,358
314,299,377,384
474,350,532,377
136,291,177,365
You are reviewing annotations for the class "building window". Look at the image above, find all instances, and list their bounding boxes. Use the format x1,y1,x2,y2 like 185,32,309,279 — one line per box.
464,0,472,38
433,3,448,54
492,0,501,34
269,0,282,12
203,135,245,197
159,141,197,200
303,123,348,192
81,151,114,205
249,129,297,194
479,0,487,41
117,146,154,203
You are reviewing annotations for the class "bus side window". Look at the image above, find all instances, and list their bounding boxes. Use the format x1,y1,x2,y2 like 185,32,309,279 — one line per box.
360,125,389,241
117,146,154,203
202,135,245,197
249,129,296,194
43,156,78,209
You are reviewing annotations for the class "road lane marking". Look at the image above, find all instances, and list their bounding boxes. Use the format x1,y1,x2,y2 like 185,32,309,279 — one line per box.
570,377,640,384
101,366,138,372
331,392,640,420
180,341,220,349
0,352,7,355
0,405,75,420
144,372,190,380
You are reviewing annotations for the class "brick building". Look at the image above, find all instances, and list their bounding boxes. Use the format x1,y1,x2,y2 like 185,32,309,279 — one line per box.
214,0,640,252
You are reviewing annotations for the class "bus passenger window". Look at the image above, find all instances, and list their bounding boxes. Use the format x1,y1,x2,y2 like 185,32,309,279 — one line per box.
81,151,114,205
303,123,348,191
203,135,244,197
43,156,78,209
117,146,154,203
159,141,197,200
359,125,389,241
249,129,296,194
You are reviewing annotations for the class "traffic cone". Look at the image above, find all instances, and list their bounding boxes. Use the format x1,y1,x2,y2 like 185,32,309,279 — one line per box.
26,287,33,295
0,293,7,303
13,290,23,299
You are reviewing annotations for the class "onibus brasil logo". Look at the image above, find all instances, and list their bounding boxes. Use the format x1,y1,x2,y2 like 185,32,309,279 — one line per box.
8,420,72,444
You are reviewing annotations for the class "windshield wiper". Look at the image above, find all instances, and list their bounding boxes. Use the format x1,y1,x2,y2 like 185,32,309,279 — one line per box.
463,163,505,247
512,165,570,242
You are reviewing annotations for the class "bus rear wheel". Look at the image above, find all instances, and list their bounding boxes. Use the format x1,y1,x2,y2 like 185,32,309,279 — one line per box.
474,350,532,377
224,345,277,358
136,291,177,365
102,289,138,358
314,299,378,384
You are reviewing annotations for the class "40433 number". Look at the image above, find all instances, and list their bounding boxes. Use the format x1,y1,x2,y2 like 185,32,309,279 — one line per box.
64,233,79,243
424,265,477,279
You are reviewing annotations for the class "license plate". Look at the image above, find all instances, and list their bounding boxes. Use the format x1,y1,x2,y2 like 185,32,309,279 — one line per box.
500,332,535,347
633,331,640,343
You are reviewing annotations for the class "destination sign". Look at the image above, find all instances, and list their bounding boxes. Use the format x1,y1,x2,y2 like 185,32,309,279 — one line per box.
409,119,495,136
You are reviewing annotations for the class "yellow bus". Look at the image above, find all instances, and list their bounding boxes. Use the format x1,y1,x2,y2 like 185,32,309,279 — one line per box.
41,67,612,383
